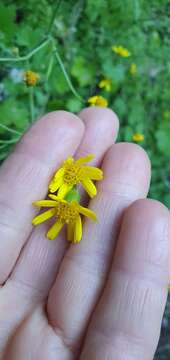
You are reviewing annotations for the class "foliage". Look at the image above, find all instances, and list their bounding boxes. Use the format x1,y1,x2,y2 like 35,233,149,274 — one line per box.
0,0,170,209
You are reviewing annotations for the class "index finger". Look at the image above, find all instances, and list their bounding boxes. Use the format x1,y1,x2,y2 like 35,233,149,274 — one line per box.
0,111,84,284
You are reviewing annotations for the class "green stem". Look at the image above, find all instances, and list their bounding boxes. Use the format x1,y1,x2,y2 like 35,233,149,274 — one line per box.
0,123,22,135
29,87,34,123
54,49,83,102
0,138,20,144
0,38,51,63
47,0,62,35
0,144,8,150
46,54,54,80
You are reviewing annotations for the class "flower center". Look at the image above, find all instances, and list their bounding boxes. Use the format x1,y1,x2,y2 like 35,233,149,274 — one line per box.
55,202,78,223
63,164,83,185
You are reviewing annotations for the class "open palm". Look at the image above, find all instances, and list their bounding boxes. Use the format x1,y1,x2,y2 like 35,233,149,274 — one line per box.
0,107,169,360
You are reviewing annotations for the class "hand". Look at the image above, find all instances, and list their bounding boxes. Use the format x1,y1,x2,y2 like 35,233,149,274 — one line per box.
0,107,169,360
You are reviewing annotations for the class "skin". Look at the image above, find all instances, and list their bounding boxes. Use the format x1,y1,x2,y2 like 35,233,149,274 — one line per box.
0,107,169,360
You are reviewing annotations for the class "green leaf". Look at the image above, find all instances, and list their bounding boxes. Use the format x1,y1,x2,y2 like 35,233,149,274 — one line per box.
85,0,106,22
123,126,133,142
163,194,170,208
0,99,28,131
16,25,43,48
133,0,141,21
50,68,70,95
156,127,170,155
113,98,127,116
0,4,16,42
46,99,65,112
71,56,95,86
66,97,82,113
102,60,126,84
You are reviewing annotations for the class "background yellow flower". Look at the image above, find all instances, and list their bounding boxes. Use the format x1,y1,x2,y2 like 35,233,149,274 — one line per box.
112,45,131,57
87,95,108,107
24,70,40,86
132,133,144,142
99,79,112,92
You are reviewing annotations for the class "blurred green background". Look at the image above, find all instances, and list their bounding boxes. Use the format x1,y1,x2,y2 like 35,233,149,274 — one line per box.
0,0,170,209
0,1,170,358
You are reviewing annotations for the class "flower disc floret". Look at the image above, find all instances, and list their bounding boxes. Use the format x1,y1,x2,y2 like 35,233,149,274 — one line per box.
49,154,103,199
32,195,97,243
55,201,79,223
24,70,40,86
63,163,83,185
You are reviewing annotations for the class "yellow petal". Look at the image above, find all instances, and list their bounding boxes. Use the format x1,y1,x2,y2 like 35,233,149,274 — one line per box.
74,215,82,243
48,176,63,193
53,167,65,180
48,194,67,203
75,154,94,166
57,183,72,199
81,177,97,198
78,204,97,221
32,208,56,225
67,222,74,242
64,157,74,166
33,200,58,207
83,166,103,180
47,220,64,240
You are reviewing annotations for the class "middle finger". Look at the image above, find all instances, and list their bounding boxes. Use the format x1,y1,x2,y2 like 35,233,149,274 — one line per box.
47,142,151,352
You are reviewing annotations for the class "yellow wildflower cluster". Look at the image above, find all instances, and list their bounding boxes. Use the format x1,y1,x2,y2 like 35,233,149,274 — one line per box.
87,95,108,107
32,154,103,243
86,45,135,105
132,133,144,142
112,45,131,57
24,70,40,86
99,78,112,92
129,63,137,75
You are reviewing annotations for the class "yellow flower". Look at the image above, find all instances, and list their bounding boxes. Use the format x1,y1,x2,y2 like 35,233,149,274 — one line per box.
132,133,144,142
24,70,40,86
129,63,137,75
32,195,97,243
99,79,112,92
49,154,103,199
87,95,108,107
112,45,131,57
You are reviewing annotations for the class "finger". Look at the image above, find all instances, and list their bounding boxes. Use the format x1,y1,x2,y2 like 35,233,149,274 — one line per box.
0,111,84,284
81,199,170,360
10,107,118,299
77,107,119,203
77,107,119,161
47,143,151,354
3,107,118,358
